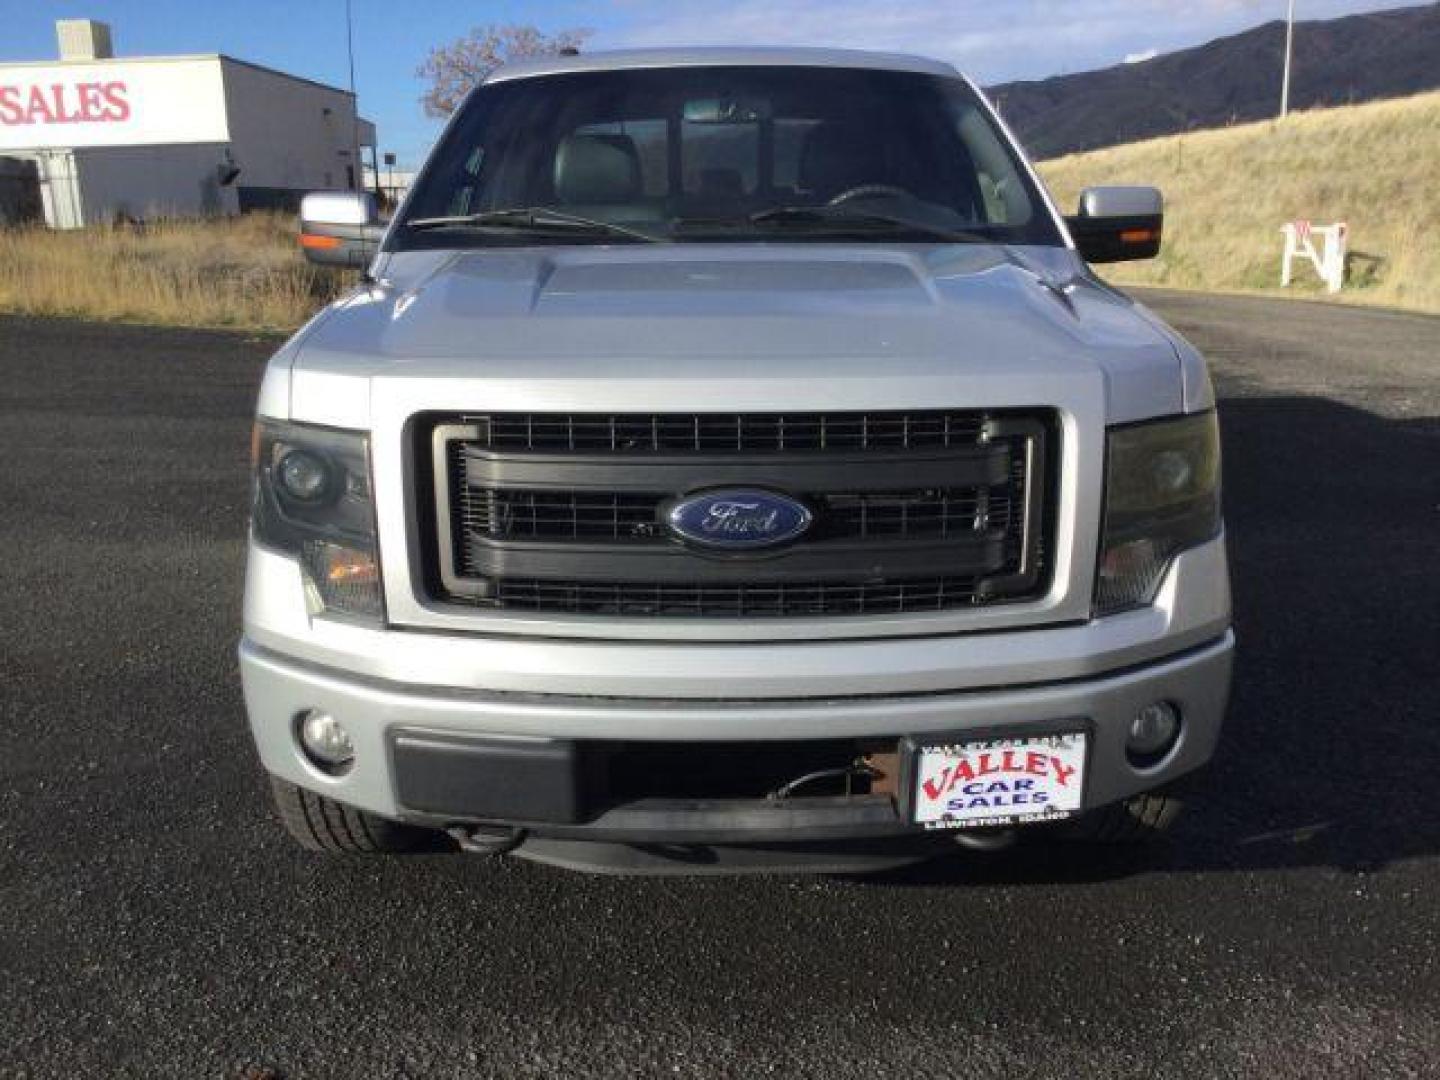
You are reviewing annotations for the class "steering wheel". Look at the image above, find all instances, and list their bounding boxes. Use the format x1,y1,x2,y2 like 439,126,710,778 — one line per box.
827,183,913,206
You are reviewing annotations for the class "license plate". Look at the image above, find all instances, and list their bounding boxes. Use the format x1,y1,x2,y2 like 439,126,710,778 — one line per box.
911,732,1088,830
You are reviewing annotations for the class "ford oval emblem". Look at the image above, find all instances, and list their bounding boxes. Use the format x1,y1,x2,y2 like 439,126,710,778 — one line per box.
667,489,813,550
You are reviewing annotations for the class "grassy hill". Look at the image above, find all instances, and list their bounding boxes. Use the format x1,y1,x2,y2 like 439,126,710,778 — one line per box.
1037,90,1440,314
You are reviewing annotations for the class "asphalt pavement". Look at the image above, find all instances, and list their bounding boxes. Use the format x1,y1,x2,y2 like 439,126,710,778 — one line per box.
1,290,1437,1078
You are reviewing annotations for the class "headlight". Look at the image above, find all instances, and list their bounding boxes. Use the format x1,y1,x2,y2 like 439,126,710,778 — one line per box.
276,449,333,502
251,420,384,622
1095,411,1221,615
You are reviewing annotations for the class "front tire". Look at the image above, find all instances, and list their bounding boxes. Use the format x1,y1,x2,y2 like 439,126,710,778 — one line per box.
268,776,449,853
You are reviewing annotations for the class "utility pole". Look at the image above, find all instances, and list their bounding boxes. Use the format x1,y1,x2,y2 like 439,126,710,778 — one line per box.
345,0,361,189
1280,0,1296,118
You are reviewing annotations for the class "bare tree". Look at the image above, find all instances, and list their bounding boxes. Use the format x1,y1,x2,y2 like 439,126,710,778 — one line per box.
418,24,593,118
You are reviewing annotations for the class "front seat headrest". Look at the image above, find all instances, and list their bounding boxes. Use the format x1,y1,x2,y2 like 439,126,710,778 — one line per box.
553,132,642,204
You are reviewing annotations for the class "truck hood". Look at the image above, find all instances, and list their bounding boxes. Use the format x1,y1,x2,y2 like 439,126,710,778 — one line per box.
280,244,1184,427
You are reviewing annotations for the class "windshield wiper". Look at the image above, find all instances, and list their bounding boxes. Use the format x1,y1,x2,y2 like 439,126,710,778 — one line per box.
406,207,664,243
748,205,992,244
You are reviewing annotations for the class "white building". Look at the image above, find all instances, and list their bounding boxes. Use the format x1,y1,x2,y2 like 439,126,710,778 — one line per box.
363,163,418,208
0,19,376,227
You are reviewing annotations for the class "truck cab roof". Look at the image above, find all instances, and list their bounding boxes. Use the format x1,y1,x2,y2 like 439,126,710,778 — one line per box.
487,47,964,85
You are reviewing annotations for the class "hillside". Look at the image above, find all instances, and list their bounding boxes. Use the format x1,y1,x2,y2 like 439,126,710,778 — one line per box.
1036,90,1440,314
991,3,1440,158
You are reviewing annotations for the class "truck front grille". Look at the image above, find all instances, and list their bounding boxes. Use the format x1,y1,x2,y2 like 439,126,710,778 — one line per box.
470,410,989,454
485,576,1014,618
463,487,1014,543
423,410,1052,619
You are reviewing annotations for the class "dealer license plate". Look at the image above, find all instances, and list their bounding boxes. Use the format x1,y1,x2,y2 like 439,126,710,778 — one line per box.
911,732,1088,830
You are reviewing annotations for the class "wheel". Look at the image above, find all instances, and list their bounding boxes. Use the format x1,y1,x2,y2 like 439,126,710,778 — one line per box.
1062,786,1187,844
268,776,450,853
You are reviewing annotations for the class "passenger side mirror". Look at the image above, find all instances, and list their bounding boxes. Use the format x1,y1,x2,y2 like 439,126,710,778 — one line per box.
1065,186,1163,264
299,192,385,268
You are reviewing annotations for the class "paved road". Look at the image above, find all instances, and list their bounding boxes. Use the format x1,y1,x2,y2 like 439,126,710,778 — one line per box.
1,292,1437,1079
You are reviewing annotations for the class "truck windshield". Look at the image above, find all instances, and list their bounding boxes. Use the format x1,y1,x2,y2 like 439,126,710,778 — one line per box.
394,65,1063,249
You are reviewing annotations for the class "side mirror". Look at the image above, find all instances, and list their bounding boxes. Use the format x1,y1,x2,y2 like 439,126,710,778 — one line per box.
299,192,384,268
1065,186,1163,264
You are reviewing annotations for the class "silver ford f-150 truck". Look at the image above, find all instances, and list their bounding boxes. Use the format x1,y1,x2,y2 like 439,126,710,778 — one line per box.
242,48,1232,874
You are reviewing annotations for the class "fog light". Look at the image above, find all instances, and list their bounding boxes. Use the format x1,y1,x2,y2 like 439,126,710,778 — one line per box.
298,710,354,771
1127,701,1181,763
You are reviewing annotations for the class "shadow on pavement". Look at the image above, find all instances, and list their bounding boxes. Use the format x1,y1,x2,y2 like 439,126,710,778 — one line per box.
874,391,1440,885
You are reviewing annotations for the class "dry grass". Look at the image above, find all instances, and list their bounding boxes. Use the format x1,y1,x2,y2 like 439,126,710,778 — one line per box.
0,212,347,330
1038,90,1440,314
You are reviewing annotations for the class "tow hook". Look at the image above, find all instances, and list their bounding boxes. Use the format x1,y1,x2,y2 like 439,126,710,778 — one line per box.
446,825,527,856
767,761,881,801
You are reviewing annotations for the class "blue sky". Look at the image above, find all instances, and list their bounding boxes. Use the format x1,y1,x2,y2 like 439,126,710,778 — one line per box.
3,0,1412,165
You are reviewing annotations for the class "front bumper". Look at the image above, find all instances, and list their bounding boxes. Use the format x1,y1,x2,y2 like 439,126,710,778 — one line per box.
241,629,1233,862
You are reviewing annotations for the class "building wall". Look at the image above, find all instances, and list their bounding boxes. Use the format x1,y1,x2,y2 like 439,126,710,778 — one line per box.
221,58,369,210
74,143,238,221
3,143,237,226
363,165,417,209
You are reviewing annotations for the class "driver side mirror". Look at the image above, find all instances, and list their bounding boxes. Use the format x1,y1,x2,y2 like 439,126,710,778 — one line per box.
299,192,385,268
1065,186,1163,264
